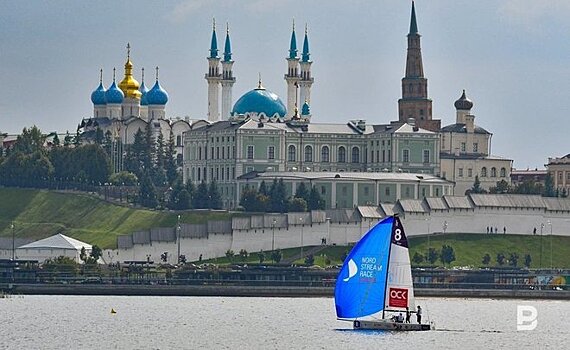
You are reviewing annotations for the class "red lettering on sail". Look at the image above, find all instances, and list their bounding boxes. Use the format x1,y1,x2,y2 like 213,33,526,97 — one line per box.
388,288,408,308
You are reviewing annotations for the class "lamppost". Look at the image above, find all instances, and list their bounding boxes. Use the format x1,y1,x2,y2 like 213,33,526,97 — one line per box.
425,218,431,252
299,217,304,261
271,218,277,252
538,223,544,268
442,220,448,246
548,220,552,269
10,221,15,261
177,214,181,264
326,217,331,245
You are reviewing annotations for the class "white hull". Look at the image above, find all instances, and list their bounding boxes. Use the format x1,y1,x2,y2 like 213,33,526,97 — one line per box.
353,320,431,331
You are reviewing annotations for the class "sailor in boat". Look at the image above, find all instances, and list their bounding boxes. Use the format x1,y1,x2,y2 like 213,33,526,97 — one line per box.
391,312,404,323
405,307,411,323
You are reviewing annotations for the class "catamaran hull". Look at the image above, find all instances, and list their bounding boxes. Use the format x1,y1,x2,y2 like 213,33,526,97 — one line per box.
353,320,431,331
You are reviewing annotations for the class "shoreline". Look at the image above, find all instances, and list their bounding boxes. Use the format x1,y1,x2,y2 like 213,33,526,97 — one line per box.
2,284,570,300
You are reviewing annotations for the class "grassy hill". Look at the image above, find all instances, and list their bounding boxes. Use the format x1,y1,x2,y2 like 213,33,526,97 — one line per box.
0,188,230,249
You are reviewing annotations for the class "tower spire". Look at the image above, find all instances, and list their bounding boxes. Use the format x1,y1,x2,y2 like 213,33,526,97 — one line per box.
210,18,219,58
155,66,159,81
289,19,298,59
141,67,145,83
223,22,232,62
113,67,116,82
127,42,131,60
99,68,103,84
301,23,310,62
409,1,418,35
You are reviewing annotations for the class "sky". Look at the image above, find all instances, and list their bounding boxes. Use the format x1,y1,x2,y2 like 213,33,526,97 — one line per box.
1,0,569,169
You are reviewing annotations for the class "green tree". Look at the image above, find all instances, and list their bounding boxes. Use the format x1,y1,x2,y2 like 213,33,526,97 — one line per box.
304,254,315,265
124,128,146,178
544,173,556,197
308,186,326,210
269,179,288,213
13,126,46,155
412,252,425,265
271,250,282,263
482,253,491,265
193,182,209,209
295,182,310,203
490,179,510,194
288,197,308,212
467,175,486,195
139,173,158,208
165,131,178,185
225,249,235,262
440,245,456,266
257,251,265,264
208,181,222,209
109,171,138,186
258,180,268,196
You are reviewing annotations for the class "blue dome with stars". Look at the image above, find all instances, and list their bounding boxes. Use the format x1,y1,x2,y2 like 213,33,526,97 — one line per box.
146,81,169,105
91,82,107,105
232,86,287,118
105,81,124,104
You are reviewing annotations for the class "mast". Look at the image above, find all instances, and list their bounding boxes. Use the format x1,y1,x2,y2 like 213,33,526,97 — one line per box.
381,215,396,320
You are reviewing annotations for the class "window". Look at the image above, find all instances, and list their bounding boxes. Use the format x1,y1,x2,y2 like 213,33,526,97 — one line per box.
403,149,410,163
227,146,231,159
567,172,570,180
247,145,254,160
423,149,430,163
215,167,219,180
458,168,464,177
216,147,220,159
491,167,497,177
388,150,391,162
305,145,313,162
382,150,385,163
559,172,563,181
364,187,369,195
338,146,346,163
197,167,201,181
198,147,202,160
342,186,347,195
204,147,208,160
468,168,473,177
351,147,359,163
222,147,225,159
473,143,478,153
321,146,330,162
385,187,390,196
211,147,214,159
500,167,506,177
461,142,466,152
435,188,440,197
321,186,326,195
226,167,229,180
268,146,275,160
288,145,296,162
481,167,487,177
176,135,182,146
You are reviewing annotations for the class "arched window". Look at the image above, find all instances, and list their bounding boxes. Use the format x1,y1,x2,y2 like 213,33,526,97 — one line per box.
500,167,506,177
338,146,346,163
288,145,296,162
481,167,487,177
321,146,330,163
304,145,313,162
491,167,497,177
351,147,360,163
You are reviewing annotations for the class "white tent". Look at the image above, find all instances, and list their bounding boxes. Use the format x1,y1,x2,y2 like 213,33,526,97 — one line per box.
16,234,92,263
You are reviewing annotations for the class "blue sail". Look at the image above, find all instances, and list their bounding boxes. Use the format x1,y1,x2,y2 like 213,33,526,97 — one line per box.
335,216,393,319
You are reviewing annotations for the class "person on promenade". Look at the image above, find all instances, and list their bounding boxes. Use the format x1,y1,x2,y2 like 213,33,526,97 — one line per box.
405,307,411,323
416,305,422,324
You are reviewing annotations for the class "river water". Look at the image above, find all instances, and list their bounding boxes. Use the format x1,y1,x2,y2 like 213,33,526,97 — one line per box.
1,296,567,349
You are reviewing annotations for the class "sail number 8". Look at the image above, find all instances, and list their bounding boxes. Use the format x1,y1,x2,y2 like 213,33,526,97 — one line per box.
394,229,402,242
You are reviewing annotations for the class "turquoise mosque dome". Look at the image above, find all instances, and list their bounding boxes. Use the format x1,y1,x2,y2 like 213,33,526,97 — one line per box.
146,81,169,105
91,82,107,105
232,84,287,118
140,81,149,106
105,81,124,104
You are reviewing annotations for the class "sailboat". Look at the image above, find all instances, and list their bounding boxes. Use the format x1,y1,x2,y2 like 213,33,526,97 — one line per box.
335,215,432,331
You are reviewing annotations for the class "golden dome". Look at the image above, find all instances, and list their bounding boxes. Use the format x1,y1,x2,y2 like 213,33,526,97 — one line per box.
118,43,142,100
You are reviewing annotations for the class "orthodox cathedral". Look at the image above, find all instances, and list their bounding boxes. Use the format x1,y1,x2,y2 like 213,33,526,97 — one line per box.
81,2,511,208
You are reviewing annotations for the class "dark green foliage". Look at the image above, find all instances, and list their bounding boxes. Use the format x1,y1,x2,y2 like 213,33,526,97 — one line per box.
294,182,310,203
208,181,222,209
269,179,287,213
258,181,268,196
239,249,248,261
308,186,325,210
138,173,158,208
165,131,178,185
288,197,308,212
13,126,46,155
412,252,424,265
271,250,282,263
257,251,265,264
193,182,209,209
467,175,486,195
426,248,439,265
482,253,491,265
305,254,315,265
440,245,456,265
513,180,544,195
239,186,269,212
169,177,191,210
490,179,510,194
544,173,556,197
109,171,138,186
225,249,235,262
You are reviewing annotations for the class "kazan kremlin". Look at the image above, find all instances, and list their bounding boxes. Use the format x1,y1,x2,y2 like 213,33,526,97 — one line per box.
81,2,512,210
